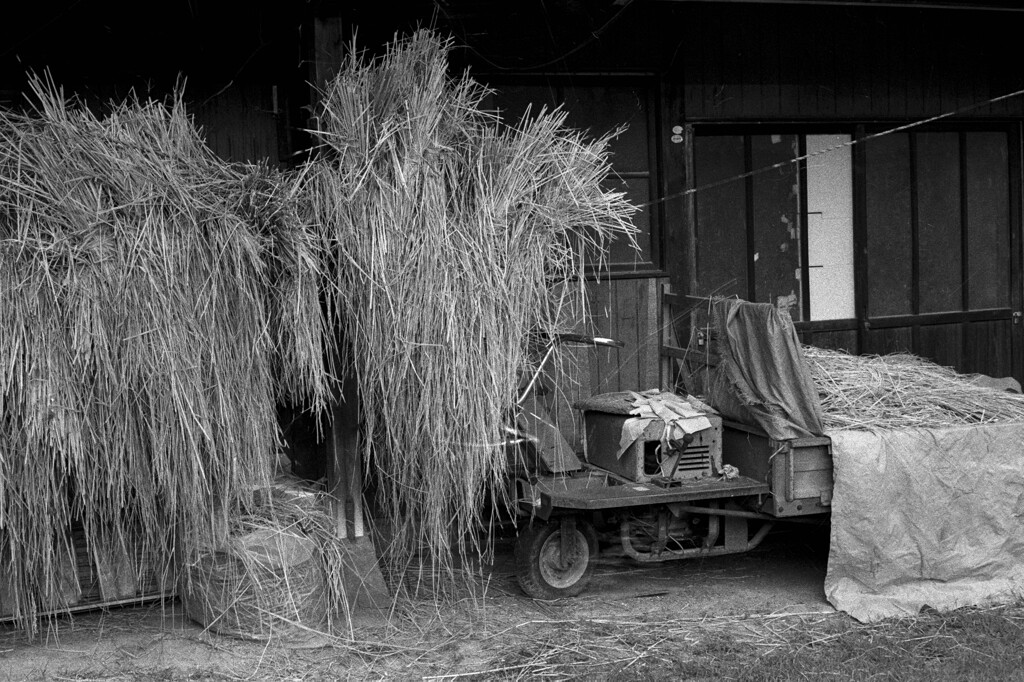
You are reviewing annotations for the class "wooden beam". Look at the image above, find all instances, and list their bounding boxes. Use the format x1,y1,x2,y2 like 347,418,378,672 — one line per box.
329,370,364,540
309,16,345,125
657,0,1024,11
308,15,366,542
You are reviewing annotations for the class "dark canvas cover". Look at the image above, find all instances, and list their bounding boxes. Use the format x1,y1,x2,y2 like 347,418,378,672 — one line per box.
691,298,825,440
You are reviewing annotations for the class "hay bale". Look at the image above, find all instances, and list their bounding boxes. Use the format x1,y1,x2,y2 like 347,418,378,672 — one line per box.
181,480,355,641
182,527,328,641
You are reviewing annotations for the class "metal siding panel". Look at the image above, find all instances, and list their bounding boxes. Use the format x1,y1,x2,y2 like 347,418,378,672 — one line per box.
751,134,802,309
966,131,1011,310
864,327,914,355
964,320,1013,376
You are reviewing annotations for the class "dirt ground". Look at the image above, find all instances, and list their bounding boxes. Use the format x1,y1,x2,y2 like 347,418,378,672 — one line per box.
0,524,833,680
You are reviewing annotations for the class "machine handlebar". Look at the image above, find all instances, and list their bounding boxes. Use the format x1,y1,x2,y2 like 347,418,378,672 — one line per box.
552,333,625,349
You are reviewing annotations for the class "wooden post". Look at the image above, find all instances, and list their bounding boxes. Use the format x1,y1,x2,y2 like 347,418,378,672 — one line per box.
309,12,364,542
329,369,363,540
309,16,344,128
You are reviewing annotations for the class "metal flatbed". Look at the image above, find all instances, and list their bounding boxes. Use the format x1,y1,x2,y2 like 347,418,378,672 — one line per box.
520,468,769,519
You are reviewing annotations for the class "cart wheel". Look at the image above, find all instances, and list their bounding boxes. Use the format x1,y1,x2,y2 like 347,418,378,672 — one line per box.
514,517,598,599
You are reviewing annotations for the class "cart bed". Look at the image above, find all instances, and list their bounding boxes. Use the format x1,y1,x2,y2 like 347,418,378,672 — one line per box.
520,469,768,518
722,420,833,517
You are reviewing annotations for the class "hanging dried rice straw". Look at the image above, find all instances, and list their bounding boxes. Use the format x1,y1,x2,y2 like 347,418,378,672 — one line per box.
0,78,328,633
803,346,1024,431
306,31,636,580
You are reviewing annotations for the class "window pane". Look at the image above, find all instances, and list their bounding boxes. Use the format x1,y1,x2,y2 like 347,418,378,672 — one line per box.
806,134,855,321
966,131,1010,309
917,132,962,314
694,135,748,299
750,134,802,316
866,134,913,316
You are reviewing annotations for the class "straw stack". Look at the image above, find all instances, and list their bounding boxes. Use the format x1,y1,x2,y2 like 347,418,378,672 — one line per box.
0,79,328,632
181,479,349,641
306,31,636,577
803,346,1024,431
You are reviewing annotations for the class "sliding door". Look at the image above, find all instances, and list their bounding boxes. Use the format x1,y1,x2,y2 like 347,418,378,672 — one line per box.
689,125,1022,381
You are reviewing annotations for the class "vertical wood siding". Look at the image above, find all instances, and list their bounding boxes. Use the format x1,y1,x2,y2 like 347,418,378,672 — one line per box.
546,277,664,450
193,83,280,164
676,4,1024,121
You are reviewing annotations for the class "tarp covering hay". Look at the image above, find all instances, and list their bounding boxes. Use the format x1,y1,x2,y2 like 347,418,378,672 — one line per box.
826,423,1024,622
0,80,330,632
803,349,1024,621
690,299,1024,621
306,31,636,575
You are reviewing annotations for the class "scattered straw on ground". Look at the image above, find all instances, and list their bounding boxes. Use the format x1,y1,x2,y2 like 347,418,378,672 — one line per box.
5,592,1024,680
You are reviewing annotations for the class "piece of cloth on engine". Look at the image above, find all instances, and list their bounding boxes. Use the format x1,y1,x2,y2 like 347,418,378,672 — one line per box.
615,390,713,459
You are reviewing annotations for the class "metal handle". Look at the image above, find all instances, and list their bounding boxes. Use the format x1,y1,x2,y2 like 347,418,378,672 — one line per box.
553,332,625,348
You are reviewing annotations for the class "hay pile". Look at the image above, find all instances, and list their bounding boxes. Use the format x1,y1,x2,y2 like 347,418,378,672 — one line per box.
0,80,328,631
306,31,636,574
181,479,350,641
0,29,637,625
803,346,1024,431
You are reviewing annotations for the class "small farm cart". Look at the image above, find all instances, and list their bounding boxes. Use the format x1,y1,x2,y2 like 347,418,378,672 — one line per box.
511,336,833,599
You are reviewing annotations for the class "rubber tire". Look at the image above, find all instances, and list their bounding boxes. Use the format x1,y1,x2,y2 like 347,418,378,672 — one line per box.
514,517,599,599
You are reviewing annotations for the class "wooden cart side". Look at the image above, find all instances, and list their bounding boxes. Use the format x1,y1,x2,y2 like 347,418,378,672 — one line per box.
721,421,833,517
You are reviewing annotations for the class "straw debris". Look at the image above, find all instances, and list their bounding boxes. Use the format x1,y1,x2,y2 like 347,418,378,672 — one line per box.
306,31,636,579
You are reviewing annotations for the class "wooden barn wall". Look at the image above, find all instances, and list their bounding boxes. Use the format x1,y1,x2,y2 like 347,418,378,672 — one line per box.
546,278,664,450
670,4,1024,121
191,83,282,165
453,3,1024,122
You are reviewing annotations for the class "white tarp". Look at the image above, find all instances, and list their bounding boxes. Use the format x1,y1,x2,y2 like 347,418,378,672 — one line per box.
825,424,1024,622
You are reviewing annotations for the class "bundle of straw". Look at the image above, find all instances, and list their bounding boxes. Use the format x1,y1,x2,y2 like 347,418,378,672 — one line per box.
0,79,328,632
802,346,1024,431
306,31,636,577
181,480,350,641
